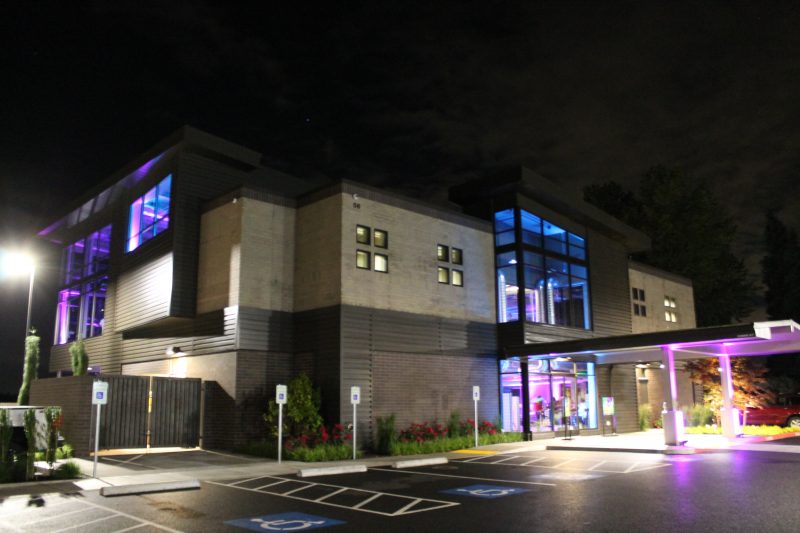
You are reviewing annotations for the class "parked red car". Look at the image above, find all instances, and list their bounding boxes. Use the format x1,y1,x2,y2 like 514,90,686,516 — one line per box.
744,394,800,427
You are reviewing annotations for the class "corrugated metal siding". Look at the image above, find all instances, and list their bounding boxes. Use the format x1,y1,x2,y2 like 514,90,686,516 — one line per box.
115,253,173,331
588,229,633,336
151,377,201,447
237,307,293,352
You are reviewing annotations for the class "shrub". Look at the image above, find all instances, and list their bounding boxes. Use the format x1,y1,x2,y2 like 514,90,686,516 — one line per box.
447,410,464,437
264,374,323,440
57,443,74,460
288,444,359,462
17,333,40,405
389,432,523,456
23,409,36,481
53,460,82,480
0,410,12,465
638,403,652,430
375,414,396,455
69,339,89,376
44,407,62,466
686,404,714,427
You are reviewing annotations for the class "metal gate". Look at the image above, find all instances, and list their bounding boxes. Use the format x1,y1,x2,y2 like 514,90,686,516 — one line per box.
96,375,201,450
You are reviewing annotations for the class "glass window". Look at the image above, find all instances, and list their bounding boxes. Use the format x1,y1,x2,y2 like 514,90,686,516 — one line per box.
356,225,370,245
356,250,370,269
55,286,81,344
81,277,107,338
494,209,515,247
127,175,172,252
437,244,449,262
543,222,567,255
452,269,463,287
568,233,586,260
438,266,450,284
62,238,86,284
451,247,463,265
641,305,647,317
634,303,641,316
374,229,388,248
521,210,542,247
84,225,112,278
497,264,518,322
374,253,388,272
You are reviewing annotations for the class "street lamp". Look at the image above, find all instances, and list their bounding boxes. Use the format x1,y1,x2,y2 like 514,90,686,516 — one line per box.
0,250,37,337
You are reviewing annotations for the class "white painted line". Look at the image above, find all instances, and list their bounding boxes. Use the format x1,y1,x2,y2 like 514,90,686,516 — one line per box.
50,511,119,533
629,463,671,473
588,461,607,471
351,493,383,509
229,475,268,486
99,456,158,470
314,487,349,502
489,455,519,464
298,464,367,478
282,483,315,496
114,524,148,533
22,506,93,526
551,459,576,468
79,498,184,533
392,457,448,469
254,479,291,490
392,498,423,516
502,447,538,454
522,457,546,465
0,495,75,518
100,479,201,497
370,467,556,486
624,462,640,473
207,480,459,517
460,455,489,463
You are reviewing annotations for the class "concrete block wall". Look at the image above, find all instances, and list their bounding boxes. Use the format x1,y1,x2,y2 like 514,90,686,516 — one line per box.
372,352,499,435
30,376,94,457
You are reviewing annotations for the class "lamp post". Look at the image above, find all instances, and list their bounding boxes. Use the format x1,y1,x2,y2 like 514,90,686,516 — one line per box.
0,250,37,337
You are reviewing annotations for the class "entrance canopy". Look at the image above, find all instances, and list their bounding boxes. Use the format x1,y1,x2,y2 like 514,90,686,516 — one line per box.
504,320,800,364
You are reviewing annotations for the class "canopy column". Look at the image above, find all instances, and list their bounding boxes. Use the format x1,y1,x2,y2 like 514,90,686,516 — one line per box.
660,346,685,445
718,351,741,438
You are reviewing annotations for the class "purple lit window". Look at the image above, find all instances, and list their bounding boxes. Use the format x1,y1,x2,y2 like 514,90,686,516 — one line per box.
127,174,172,252
56,287,81,344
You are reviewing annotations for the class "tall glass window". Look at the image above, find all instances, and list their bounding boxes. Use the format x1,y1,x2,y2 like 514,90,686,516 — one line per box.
127,174,172,252
494,208,591,329
55,225,111,344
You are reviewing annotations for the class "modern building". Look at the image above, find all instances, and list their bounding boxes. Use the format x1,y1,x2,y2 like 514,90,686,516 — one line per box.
36,127,700,450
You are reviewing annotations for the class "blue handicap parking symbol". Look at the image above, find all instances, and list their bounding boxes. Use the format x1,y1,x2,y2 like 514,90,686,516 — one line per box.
441,484,529,499
226,512,345,531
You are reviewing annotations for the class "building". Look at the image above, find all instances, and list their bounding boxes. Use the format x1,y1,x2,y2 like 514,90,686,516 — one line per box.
36,127,698,450
629,261,701,422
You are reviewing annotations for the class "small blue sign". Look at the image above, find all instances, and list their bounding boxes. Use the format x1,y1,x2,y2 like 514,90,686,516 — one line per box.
441,484,529,499
96,392,104,400
226,512,345,531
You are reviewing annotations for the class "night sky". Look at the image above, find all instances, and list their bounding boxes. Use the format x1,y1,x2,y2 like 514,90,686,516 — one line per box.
2,2,800,395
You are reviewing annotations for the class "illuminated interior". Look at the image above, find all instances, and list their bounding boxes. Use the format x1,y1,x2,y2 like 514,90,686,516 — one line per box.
500,357,597,433
127,174,172,252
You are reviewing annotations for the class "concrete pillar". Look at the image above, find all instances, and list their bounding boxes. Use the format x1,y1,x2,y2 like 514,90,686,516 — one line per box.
660,347,685,446
718,351,741,438
521,359,531,441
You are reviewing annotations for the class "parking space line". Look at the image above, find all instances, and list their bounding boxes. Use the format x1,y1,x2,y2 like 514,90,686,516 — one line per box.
208,477,460,517
254,479,292,490
315,487,349,502
392,498,423,516
521,457,546,465
461,455,489,463
229,475,269,486
282,483,315,496
624,462,640,473
588,461,607,471
551,459,576,468
370,467,556,486
351,493,382,509
78,498,184,533
51,511,119,533
22,506,94,526
114,525,148,533
489,455,519,464
0,495,75,518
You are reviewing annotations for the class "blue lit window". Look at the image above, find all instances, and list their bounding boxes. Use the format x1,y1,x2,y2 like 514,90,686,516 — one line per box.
127,175,172,252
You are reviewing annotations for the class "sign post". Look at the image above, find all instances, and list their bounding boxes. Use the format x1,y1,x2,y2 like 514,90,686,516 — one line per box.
350,386,360,460
91,380,109,478
472,386,480,448
276,385,287,463
602,396,617,436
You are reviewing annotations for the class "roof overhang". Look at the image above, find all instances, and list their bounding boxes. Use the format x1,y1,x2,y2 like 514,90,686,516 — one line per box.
503,320,800,365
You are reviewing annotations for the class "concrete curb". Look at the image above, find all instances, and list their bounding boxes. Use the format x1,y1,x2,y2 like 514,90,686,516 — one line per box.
392,457,448,469
297,464,367,478
100,479,201,497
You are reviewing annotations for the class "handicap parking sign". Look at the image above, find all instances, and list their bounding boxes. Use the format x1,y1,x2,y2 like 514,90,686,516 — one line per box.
441,484,530,499
226,512,344,531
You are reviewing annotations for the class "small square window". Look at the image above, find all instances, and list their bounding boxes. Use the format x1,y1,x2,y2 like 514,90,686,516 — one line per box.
356,250,370,269
451,247,463,265
438,266,450,284
374,229,388,248
641,305,647,317
452,269,463,286
437,244,449,262
632,288,638,300
633,303,640,316
356,225,371,245
374,253,388,273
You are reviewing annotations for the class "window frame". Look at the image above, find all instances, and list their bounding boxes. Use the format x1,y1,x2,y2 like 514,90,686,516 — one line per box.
438,266,450,284
451,247,463,265
356,225,371,245
452,269,463,287
356,249,371,270
374,229,388,249
374,253,389,273
437,244,449,262
127,175,172,253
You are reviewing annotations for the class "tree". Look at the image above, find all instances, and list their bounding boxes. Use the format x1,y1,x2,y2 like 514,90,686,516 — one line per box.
17,330,40,405
584,166,756,326
762,210,800,321
684,357,773,419
69,339,89,376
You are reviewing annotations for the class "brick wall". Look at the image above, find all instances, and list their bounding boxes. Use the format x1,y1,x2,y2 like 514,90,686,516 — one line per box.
372,352,499,438
30,376,94,457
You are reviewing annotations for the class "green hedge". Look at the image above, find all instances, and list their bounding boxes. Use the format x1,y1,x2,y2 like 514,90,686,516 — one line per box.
237,440,360,462
685,425,800,436
389,432,523,456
